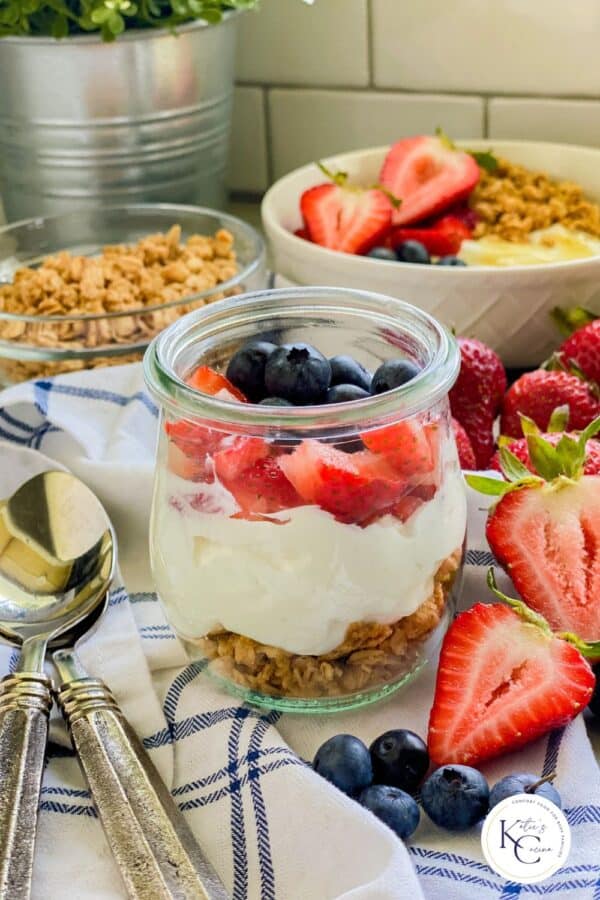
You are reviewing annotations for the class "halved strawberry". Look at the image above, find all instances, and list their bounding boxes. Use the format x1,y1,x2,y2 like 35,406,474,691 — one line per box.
300,167,394,255
379,136,480,226
187,365,247,402
467,417,600,638
213,438,301,514
389,215,472,257
279,440,410,525
360,420,437,480
428,600,595,766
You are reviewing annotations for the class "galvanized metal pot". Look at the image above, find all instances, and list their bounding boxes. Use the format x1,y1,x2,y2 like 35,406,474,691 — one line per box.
0,13,240,222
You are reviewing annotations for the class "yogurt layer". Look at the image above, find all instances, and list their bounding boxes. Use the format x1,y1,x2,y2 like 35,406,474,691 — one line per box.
151,456,467,656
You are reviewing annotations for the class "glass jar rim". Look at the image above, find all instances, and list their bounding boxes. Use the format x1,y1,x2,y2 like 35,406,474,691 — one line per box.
143,286,460,431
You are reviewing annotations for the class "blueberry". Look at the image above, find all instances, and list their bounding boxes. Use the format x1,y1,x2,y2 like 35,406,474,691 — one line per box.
258,397,294,407
332,437,365,454
421,765,489,831
371,359,421,394
313,734,373,797
226,341,277,402
264,342,331,405
326,384,370,404
359,784,420,840
329,355,372,392
489,774,561,810
369,730,429,794
367,246,398,262
395,240,430,264
437,256,467,267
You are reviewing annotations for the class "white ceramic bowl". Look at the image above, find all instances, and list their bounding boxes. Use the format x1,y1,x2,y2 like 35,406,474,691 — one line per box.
262,140,600,367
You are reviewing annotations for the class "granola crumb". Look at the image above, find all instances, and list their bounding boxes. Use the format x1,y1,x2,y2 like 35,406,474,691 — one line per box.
470,158,600,242
197,548,462,699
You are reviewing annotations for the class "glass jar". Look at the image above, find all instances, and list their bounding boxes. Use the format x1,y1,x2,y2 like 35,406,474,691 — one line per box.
144,287,466,713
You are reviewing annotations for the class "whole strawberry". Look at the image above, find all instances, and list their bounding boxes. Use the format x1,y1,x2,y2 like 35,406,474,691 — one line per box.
449,338,507,469
559,318,600,384
451,417,476,469
490,431,600,476
501,369,600,438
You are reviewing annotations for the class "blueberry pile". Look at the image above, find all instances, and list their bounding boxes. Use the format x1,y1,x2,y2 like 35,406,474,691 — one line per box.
312,731,561,840
367,241,467,267
226,341,420,406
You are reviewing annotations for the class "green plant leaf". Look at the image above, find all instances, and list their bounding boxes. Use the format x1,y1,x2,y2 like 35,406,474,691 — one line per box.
554,433,585,479
486,569,553,635
518,414,541,438
435,126,455,150
464,474,516,496
557,631,600,659
547,404,570,432
526,433,564,481
551,305,598,338
469,149,499,172
578,414,600,446
498,447,536,483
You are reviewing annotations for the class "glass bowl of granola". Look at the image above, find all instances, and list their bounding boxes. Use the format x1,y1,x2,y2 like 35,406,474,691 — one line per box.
262,139,600,367
144,286,467,712
0,204,267,386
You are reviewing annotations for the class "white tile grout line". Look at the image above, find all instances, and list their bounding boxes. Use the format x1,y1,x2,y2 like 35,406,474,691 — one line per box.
236,81,600,104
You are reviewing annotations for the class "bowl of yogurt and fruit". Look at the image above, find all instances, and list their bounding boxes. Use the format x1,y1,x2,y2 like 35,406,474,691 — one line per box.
144,286,467,712
262,135,600,367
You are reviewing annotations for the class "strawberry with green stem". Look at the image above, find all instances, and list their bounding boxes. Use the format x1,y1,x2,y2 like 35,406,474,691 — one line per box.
466,416,600,638
428,569,597,767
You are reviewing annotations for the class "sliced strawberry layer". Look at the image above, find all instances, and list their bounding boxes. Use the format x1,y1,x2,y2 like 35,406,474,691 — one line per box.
428,603,595,766
213,438,301,515
486,477,600,639
300,183,394,254
389,215,472,257
186,365,247,402
380,136,480,227
279,440,411,525
361,420,438,481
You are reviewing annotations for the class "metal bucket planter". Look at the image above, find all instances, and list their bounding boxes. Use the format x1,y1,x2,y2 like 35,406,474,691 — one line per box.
0,13,240,222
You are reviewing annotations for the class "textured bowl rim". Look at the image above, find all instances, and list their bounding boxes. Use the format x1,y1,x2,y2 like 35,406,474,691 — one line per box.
262,139,600,275
0,202,266,325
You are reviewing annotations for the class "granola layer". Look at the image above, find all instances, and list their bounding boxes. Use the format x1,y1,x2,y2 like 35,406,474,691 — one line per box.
197,549,461,699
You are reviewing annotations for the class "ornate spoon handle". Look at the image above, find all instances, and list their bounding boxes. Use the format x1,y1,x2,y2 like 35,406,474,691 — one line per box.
0,673,52,900
56,668,229,900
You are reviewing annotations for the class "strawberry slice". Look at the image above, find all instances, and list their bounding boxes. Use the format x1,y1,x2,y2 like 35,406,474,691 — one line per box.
428,602,595,766
468,418,600,639
187,365,247,403
279,440,410,525
379,136,480,226
389,215,472,257
214,438,301,514
300,170,394,255
360,420,437,480
165,366,246,480
486,477,600,638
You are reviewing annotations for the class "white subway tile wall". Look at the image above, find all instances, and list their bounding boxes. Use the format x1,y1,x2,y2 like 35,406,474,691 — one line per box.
230,0,600,193
269,90,484,179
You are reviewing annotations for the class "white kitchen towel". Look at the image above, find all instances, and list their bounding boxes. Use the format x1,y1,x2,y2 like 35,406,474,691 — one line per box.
0,363,599,900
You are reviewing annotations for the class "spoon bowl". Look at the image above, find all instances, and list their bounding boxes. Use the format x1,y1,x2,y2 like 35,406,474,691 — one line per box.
0,470,115,663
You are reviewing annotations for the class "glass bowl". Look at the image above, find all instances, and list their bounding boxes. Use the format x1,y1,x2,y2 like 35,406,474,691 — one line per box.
0,204,267,386
144,286,467,713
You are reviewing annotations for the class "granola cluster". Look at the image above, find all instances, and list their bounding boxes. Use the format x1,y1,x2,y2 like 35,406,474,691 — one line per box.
0,225,239,383
470,158,600,242
199,550,461,699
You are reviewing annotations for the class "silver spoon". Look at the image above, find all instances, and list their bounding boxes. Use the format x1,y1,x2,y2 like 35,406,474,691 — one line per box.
0,471,228,900
0,470,114,900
